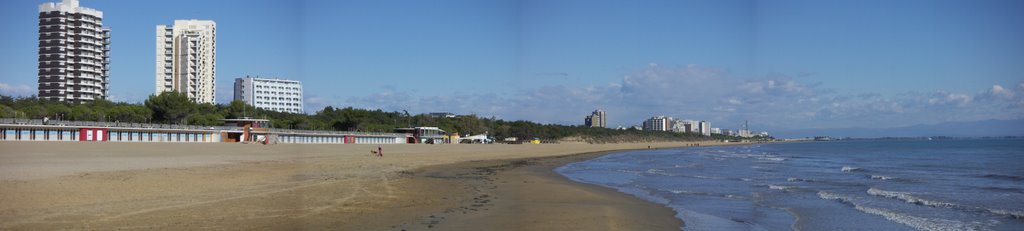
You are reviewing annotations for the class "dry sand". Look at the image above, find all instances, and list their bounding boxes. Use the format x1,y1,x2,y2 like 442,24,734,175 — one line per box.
0,141,740,230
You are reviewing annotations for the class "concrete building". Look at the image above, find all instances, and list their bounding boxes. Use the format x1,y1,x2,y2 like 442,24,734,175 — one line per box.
672,120,694,133
37,0,111,104
233,76,303,114
427,112,456,118
643,116,671,131
699,121,711,136
738,120,753,138
711,127,722,135
585,110,606,128
156,19,216,103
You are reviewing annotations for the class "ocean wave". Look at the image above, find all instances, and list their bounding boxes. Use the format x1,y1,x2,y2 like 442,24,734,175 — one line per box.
870,175,897,181
616,169,644,175
866,188,1023,220
986,209,1024,220
668,190,748,200
645,168,677,177
980,174,1024,182
768,184,797,191
817,191,851,202
818,191,988,231
756,157,787,162
751,166,777,172
691,175,725,180
854,204,988,231
979,186,1024,194
866,188,959,208
841,166,863,172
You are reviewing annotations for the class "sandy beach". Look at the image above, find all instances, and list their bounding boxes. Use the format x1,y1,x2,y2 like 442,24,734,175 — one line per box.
0,141,736,230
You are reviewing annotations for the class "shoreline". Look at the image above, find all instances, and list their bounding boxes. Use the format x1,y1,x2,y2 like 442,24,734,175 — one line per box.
413,150,684,230
0,141,749,230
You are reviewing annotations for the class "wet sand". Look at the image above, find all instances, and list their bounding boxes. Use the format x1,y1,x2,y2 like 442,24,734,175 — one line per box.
0,141,736,230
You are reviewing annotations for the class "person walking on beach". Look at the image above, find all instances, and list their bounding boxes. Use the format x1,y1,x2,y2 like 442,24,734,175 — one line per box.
377,145,383,157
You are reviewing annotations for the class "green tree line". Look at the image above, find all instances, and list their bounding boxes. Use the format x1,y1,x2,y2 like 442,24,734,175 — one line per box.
2,92,727,142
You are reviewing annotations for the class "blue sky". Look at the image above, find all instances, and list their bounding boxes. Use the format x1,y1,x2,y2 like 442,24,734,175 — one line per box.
1,0,1023,135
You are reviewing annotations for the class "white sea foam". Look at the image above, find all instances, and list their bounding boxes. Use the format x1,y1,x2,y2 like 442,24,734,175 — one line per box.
841,166,861,172
757,157,786,161
871,175,897,181
987,208,1024,219
817,191,850,201
769,184,796,191
644,168,677,176
866,188,959,208
853,205,985,231
669,190,748,200
692,175,726,180
818,191,986,231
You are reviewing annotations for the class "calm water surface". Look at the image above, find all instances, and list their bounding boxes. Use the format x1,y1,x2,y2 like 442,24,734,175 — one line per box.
556,139,1024,231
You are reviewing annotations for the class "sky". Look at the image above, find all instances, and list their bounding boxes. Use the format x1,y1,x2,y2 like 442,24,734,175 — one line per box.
1,0,1023,136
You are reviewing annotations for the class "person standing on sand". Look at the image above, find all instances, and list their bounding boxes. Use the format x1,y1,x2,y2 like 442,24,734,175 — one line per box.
378,145,383,157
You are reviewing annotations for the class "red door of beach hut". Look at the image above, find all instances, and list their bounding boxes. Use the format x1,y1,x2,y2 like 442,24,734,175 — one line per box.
78,128,108,142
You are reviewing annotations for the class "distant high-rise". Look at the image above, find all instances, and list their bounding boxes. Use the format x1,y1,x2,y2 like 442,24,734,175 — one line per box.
233,76,303,114
673,120,695,133
585,110,606,128
699,121,711,136
643,116,671,131
738,120,753,138
156,20,216,103
38,0,111,104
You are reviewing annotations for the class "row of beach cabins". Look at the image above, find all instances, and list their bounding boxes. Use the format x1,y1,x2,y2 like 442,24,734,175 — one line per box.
0,118,449,145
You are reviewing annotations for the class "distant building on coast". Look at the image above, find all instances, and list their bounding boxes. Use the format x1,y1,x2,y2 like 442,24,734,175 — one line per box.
233,76,303,114
585,110,606,128
643,116,671,131
37,0,111,104
711,127,722,135
738,120,753,138
156,19,217,103
672,120,694,133
699,121,711,136
427,112,456,118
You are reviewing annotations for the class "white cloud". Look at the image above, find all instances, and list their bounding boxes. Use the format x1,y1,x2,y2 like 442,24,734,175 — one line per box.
0,83,33,97
928,92,972,106
305,65,1024,131
987,85,1015,100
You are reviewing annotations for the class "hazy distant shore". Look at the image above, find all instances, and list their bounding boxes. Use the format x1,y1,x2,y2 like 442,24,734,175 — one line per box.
0,141,742,230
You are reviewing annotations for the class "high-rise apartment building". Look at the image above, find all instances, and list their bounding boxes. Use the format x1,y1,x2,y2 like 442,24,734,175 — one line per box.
156,20,216,103
698,121,711,136
673,120,695,133
585,109,606,128
643,116,672,131
38,0,110,104
233,76,303,114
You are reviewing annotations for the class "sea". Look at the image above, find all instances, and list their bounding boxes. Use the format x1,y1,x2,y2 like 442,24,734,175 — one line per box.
555,139,1024,231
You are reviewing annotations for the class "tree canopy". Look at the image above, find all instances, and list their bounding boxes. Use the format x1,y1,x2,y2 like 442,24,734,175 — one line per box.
1,93,741,143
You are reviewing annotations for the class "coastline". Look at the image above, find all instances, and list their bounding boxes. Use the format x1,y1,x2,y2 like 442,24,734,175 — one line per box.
416,150,684,230
0,141,745,230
